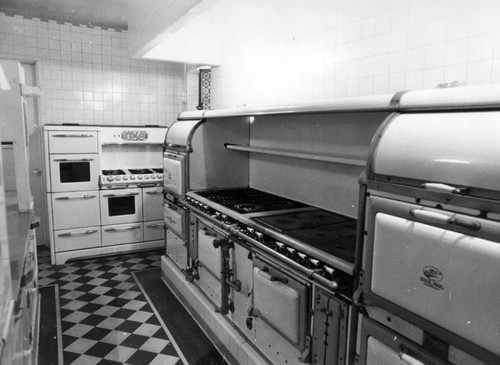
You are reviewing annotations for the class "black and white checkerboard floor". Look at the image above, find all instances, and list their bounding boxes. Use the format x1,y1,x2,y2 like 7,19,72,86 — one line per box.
37,247,184,365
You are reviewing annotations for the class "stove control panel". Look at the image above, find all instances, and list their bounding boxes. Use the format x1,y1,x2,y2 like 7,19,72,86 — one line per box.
185,196,236,225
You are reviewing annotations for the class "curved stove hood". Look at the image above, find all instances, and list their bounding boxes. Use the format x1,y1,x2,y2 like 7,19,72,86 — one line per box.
165,115,206,152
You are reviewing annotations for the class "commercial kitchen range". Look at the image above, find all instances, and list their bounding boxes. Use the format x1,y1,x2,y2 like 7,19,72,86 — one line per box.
161,84,500,365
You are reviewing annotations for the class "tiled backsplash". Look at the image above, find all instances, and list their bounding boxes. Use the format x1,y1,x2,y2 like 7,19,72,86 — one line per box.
0,13,185,127
211,0,500,109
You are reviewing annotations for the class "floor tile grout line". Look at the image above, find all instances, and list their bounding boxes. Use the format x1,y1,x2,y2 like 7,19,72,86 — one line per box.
131,269,189,365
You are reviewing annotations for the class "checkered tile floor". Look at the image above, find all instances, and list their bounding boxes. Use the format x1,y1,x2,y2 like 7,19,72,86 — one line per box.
38,247,184,365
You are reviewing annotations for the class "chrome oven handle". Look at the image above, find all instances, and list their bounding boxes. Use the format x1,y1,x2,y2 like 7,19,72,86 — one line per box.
104,225,141,232
399,352,425,365
102,192,139,198
146,223,164,228
422,182,466,194
410,209,481,231
138,183,158,188
53,158,95,162
55,194,96,200
52,134,93,138
57,229,98,237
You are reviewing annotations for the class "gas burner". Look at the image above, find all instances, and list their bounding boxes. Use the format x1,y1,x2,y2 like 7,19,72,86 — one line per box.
102,169,126,175
128,168,154,174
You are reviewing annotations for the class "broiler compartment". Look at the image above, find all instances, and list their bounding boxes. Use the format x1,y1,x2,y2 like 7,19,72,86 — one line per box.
361,195,500,363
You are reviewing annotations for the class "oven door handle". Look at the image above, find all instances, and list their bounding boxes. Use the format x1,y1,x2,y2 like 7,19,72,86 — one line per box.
146,223,164,228
57,229,98,237
399,352,425,365
52,158,95,162
52,134,94,138
410,209,481,231
258,268,289,284
55,194,96,200
146,190,162,195
139,183,159,188
102,192,139,198
422,182,466,195
104,225,141,232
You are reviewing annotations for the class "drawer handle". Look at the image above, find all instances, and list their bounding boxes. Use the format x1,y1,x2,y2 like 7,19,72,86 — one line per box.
399,352,425,365
53,158,94,162
422,182,466,195
410,209,481,231
105,225,141,232
147,223,164,228
146,190,162,195
55,194,96,200
103,192,139,198
58,229,98,237
52,134,93,138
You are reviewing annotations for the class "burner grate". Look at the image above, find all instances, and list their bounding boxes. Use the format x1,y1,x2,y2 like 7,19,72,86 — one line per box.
196,188,305,213
128,168,154,174
102,169,126,175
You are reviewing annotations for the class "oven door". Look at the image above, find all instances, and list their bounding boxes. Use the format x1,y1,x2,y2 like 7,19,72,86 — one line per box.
49,154,99,192
163,152,185,197
358,316,449,365
362,195,500,361
100,188,143,225
252,257,309,365
164,202,186,240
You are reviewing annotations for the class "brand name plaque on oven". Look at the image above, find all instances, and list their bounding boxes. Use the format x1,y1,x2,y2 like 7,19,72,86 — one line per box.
420,266,444,291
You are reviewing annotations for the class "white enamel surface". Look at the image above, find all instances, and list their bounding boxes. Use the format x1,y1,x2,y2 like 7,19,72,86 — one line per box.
372,213,500,356
373,111,500,191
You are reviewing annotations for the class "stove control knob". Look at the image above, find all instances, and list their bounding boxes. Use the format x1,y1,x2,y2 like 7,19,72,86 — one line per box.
215,212,222,220
115,176,121,181
255,231,263,241
137,175,143,180
222,214,228,222
123,175,129,180
298,252,307,261
159,174,163,179
145,175,150,179
324,266,335,277
107,176,114,182
287,247,296,255
130,175,136,180
310,259,320,267
203,204,209,211
247,227,255,235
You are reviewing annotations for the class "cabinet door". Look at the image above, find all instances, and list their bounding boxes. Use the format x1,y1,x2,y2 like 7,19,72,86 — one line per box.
144,220,165,241
48,131,98,153
143,186,163,221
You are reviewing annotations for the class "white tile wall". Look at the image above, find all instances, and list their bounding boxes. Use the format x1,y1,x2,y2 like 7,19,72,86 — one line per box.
0,13,185,127
211,0,500,109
